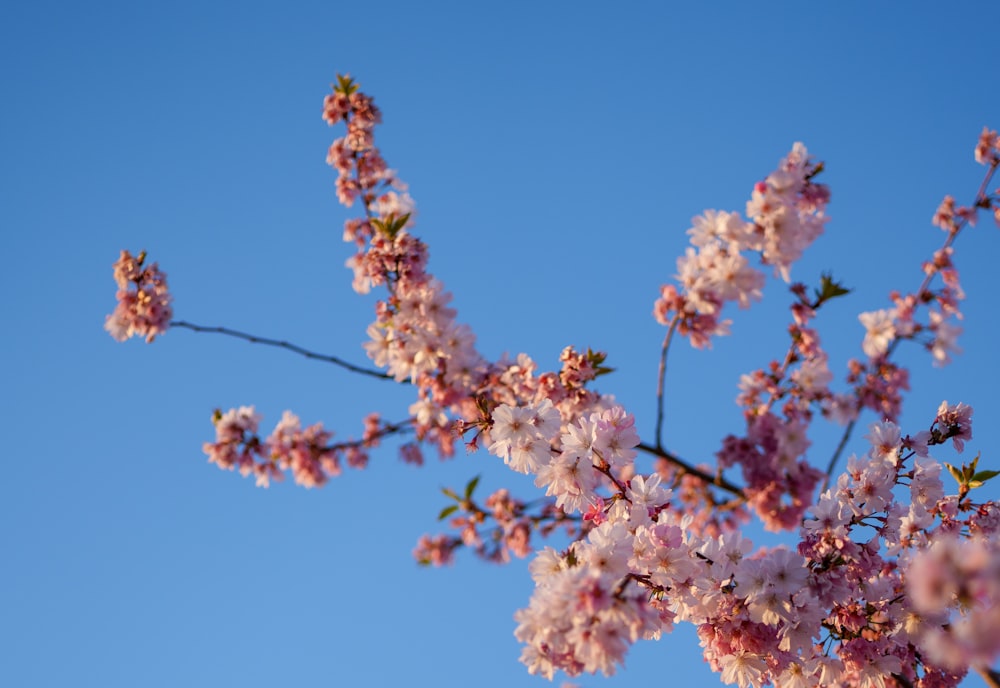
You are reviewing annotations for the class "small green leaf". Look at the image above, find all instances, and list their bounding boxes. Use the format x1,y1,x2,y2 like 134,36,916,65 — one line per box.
441,487,459,501
971,469,1000,484
565,547,578,568
963,461,977,482
334,74,359,95
371,213,410,240
464,475,480,499
814,273,851,305
945,462,963,485
438,504,459,521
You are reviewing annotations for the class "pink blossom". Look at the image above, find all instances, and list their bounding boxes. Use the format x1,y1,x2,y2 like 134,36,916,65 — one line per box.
413,534,457,566
858,308,896,358
935,401,972,452
719,651,768,688
864,420,901,461
933,195,957,231
928,310,963,366
105,250,173,342
974,126,1000,165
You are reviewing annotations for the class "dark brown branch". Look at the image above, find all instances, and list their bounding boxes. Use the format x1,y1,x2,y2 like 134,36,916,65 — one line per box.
170,321,392,380
976,666,1000,688
820,417,856,494
637,442,744,498
327,419,414,451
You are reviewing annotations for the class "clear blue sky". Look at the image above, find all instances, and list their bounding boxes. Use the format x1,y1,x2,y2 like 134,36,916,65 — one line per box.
3,2,999,686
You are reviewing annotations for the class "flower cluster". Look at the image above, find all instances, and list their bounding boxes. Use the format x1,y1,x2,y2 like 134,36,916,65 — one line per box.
419,485,573,566
104,249,173,342
974,127,1000,168
322,73,391,207
324,76,626,467
855,246,965,370
107,77,1000,687
905,533,1000,670
720,279,846,531
849,127,1000,421
506,399,998,686
202,407,395,488
654,144,830,349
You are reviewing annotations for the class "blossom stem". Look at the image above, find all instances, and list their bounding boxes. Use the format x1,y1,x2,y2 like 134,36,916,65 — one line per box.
170,321,392,380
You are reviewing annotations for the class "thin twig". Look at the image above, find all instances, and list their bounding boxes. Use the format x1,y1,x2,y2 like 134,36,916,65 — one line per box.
820,417,856,494
171,321,392,380
327,419,414,451
975,665,1000,688
655,315,681,449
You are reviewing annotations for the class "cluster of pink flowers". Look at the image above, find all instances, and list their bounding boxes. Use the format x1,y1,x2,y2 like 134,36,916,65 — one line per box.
974,127,1000,168
322,73,393,208
423,486,549,565
323,76,637,469
654,144,830,349
108,77,1000,687
905,533,1000,670
104,249,172,342
323,76,490,459
719,281,840,530
501,396,998,686
856,246,965,371
849,127,1000,423
202,407,388,488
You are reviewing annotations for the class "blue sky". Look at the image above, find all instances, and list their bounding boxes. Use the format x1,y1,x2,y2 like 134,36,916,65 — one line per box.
3,2,999,686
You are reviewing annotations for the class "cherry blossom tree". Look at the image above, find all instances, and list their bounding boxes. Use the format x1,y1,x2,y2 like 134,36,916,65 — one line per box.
106,75,1000,688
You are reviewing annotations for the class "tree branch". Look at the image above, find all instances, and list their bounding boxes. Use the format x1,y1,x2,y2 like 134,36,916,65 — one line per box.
975,665,1000,688
654,315,680,449
637,442,744,498
170,321,392,380
820,417,856,494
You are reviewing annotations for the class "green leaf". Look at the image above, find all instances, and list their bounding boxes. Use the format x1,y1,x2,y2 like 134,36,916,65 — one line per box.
441,487,459,501
334,74,359,95
945,462,963,485
464,475,480,499
565,547,578,568
814,273,851,305
371,213,410,240
586,348,608,366
438,504,459,521
971,469,1000,484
